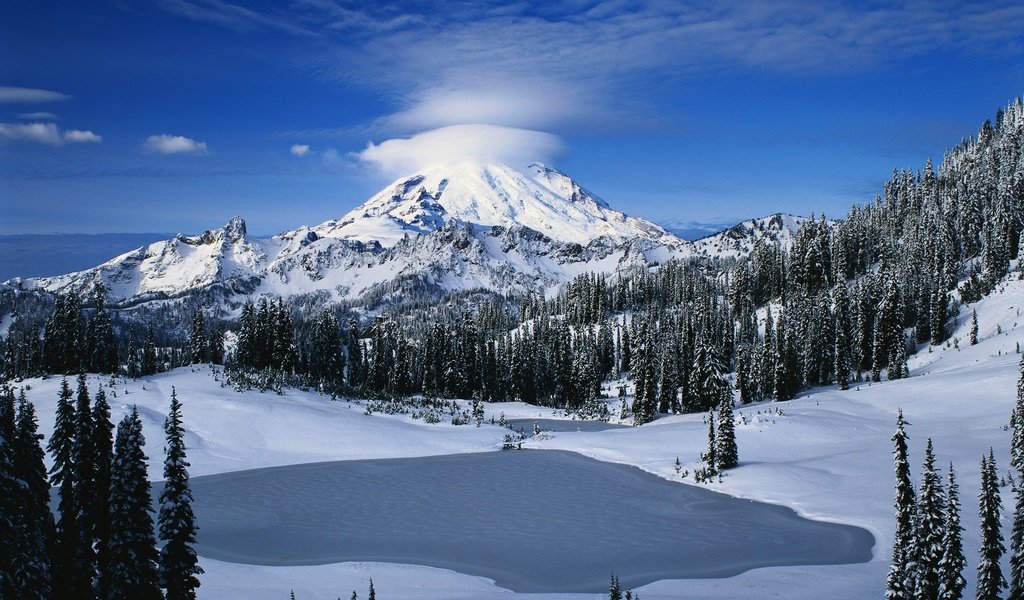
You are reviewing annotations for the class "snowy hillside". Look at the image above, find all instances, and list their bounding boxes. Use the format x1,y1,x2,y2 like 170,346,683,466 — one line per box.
16,272,1024,599
689,213,811,259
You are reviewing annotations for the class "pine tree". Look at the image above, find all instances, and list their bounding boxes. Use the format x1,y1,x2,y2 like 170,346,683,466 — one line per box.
886,410,916,600
13,390,54,599
159,388,203,600
971,311,979,346
977,451,1006,600
142,325,158,376
189,311,206,364
1014,356,1024,476
0,386,20,599
1010,470,1024,600
833,283,851,390
107,408,161,600
368,578,376,600
71,374,96,588
47,378,79,599
702,410,717,477
92,387,114,599
938,464,966,600
912,438,947,600
715,397,738,470
609,573,622,600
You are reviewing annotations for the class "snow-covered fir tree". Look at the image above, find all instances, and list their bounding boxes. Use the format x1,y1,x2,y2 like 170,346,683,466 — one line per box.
159,388,203,600
886,410,916,600
107,407,161,600
977,450,1006,600
938,463,965,600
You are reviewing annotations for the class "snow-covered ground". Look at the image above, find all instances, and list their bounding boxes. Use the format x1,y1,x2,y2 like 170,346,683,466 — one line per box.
16,275,1024,599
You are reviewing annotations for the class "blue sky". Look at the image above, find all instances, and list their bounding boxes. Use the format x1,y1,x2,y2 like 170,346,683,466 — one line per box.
1,0,1022,236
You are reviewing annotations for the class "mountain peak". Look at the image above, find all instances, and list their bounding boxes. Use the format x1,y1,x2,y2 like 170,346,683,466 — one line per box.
317,161,671,247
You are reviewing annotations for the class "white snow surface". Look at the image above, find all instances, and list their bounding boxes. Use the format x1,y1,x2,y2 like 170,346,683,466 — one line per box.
15,274,1024,599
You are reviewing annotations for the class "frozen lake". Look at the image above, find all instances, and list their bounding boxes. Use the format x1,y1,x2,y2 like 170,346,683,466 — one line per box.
189,450,874,593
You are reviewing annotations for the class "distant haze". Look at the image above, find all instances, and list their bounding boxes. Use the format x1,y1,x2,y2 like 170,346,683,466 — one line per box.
0,233,171,281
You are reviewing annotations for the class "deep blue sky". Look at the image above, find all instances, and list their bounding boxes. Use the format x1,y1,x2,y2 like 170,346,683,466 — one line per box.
1,0,1022,236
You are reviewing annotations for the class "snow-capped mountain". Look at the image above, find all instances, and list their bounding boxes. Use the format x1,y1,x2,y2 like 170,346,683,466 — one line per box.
5,162,695,306
312,161,675,247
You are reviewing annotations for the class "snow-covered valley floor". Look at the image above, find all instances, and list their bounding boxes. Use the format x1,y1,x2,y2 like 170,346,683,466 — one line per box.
17,277,1024,599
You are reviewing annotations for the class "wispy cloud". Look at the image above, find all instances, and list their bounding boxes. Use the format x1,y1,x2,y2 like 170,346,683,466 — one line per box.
0,122,101,145
0,86,72,104
290,143,311,156
357,124,565,176
160,1,1024,145
142,134,209,155
17,112,59,120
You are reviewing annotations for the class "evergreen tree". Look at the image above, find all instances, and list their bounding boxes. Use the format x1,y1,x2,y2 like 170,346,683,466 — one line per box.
159,388,203,600
189,311,207,364
609,573,622,600
833,283,851,390
0,386,19,599
71,374,97,589
1014,356,1024,476
715,397,738,470
886,410,916,600
141,325,158,376
938,464,966,600
971,311,980,346
977,451,1006,600
47,378,80,599
13,390,54,599
912,438,947,600
107,408,161,600
368,578,376,600
92,387,114,599
1011,467,1024,600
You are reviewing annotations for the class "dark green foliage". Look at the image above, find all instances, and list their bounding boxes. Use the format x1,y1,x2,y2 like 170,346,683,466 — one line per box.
609,573,621,600
911,439,946,599
886,410,915,600
159,388,203,600
70,374,96,590
715,398,738,470
971,311,979,346
107,408,161,600
12,390,54,599
92,387,114,599
938,464,965,600
977,450,1005,600
47,378,80,599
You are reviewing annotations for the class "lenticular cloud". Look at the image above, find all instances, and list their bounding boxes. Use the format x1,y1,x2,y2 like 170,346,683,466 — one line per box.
357,124,565,176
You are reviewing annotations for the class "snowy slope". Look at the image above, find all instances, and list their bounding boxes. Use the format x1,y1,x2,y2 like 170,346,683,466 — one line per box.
16,272,1024,599
689,213,810,259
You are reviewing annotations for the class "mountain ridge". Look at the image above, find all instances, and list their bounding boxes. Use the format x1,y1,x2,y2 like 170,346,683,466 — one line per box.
3,161,794,306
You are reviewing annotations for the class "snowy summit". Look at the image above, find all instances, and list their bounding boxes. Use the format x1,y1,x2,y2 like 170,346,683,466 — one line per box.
315,161,676,247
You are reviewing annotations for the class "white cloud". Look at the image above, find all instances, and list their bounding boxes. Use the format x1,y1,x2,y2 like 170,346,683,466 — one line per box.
142,134,208,155
0,86,72,103
357,124,565,176
0,122,102,145
63,129,102,143
18,112,59,120
290,143,311,156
